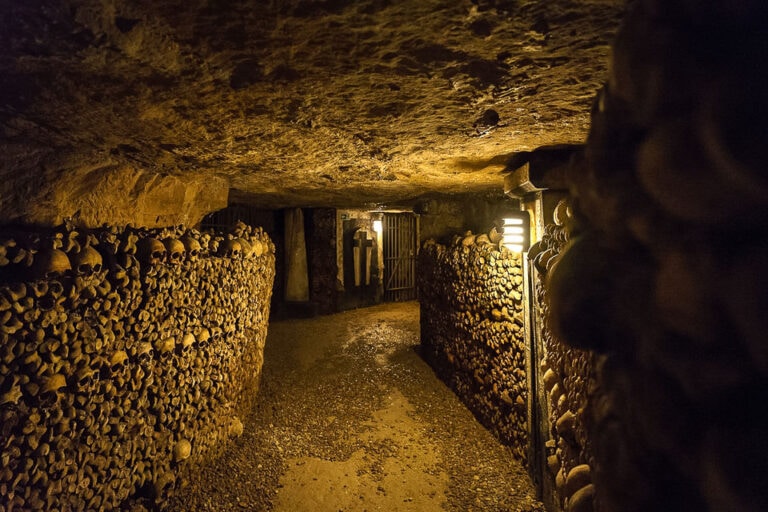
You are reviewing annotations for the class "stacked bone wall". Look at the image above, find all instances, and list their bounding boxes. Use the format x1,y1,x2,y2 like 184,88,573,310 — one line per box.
532,219,597,512
545,2,768,511
418,234,527,460
0,223,275,510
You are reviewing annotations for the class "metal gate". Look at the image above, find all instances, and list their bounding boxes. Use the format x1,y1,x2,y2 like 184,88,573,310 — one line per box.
383,213,417,302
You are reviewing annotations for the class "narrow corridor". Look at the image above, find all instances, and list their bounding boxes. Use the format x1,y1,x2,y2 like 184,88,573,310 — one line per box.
166,302,543,512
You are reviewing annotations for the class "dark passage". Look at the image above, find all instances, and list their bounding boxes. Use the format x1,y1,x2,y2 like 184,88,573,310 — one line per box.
166,302,543,512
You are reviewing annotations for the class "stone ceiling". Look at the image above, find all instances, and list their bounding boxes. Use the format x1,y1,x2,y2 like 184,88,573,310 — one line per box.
0,0,624,226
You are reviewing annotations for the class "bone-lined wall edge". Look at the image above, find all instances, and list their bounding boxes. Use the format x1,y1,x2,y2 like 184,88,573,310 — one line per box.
418,230,528,461
0,222,275,510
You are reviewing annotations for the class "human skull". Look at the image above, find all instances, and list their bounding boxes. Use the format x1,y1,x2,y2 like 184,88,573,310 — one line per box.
154,337,175,358
251,239,264,257
180,236,202,260
136,238,167,266
109,350,129,373
70,246,103,276
218,239,242,258
40,373,67,408
163,238,186,265
237,238,254,258
173,438,192,462
75,365,98,393
33,248,72,279
196,327,211,346
136,341,154,364
181,332,195,352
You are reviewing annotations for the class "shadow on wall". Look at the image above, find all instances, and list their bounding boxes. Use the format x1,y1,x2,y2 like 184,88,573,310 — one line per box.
546,1,768,511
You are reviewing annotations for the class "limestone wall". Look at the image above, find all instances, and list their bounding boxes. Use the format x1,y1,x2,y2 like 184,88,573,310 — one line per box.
0,166,229,229
417,192,519,246
0,222,274,510
418,231,528,460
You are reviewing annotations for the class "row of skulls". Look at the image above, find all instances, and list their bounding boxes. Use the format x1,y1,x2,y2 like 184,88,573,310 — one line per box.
134,236,202,268
29,235,264,281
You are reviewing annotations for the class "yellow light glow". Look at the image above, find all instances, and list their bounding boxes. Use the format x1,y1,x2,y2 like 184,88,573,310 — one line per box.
504,226,524,235
373,220,383,234
503,235,525,244
503,218,524,225
507,244,524,252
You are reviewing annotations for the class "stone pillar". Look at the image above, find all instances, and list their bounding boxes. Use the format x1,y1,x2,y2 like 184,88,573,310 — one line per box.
284,207,309,302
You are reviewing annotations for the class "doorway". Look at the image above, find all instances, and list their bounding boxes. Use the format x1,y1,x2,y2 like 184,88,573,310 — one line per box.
382,212,418,302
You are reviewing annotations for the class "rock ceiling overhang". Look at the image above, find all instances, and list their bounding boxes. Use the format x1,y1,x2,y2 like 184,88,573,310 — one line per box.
0,0,624,224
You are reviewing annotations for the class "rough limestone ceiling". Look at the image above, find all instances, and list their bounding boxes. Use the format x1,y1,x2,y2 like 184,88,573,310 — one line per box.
0,0,624,226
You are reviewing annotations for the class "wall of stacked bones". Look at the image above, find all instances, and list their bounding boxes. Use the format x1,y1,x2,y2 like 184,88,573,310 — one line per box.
0,222,275,510
545,1,768,511
418,229,528,461
530,208,597,512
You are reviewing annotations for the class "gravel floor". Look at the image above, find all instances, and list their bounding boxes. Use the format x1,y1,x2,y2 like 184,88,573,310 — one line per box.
164,302,544,512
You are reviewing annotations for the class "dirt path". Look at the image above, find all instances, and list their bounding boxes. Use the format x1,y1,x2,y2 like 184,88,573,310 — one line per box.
166,302,543,512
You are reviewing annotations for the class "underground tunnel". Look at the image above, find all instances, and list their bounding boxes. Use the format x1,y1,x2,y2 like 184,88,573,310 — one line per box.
2,0,768,511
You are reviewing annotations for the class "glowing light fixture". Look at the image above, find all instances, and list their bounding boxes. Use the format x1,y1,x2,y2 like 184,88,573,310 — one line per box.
373,220,383,234
501,212,530,253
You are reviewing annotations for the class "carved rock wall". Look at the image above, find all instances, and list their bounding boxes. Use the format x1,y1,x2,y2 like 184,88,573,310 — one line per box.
418,232,527,460
0,223,275,510
0,0,623,213
417,192,519,245
0,166,229,229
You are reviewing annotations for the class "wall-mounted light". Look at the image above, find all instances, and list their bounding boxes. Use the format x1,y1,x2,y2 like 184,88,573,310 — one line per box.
501,212,530,253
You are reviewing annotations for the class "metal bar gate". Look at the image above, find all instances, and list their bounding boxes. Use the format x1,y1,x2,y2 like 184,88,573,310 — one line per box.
383,213,417,302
